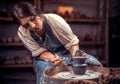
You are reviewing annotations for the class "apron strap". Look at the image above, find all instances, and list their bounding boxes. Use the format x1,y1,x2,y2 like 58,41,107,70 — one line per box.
30,30,43,45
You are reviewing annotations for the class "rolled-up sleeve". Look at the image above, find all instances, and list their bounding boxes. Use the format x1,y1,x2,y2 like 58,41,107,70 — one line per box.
17,26,47,57
44,14,79,50
65,35,79,49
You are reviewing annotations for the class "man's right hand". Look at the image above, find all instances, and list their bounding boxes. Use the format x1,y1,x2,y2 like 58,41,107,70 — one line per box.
39,51,63,66
50,54,63,66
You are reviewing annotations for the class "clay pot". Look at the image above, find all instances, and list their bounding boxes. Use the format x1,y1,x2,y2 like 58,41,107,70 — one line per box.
72,57,87,75
72,63,87,75
72,57,86,64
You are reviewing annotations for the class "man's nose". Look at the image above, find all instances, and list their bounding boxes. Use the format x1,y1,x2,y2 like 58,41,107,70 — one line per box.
29,21,36,28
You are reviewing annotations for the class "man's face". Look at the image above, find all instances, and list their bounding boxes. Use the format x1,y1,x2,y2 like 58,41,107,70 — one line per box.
19,16,43,32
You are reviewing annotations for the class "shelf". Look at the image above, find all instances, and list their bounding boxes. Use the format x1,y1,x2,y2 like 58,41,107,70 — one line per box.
0,16,104,23
0,41,104,47
80,41,104,46
0,17,13,21
0,42,23,46
66,18,105,23
0,64,33,68
1,72,36,81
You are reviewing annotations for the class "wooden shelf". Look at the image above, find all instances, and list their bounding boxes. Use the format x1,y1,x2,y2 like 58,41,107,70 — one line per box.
0,64,33,68
0,17,13,21
66,18,105,23
0,16,104,23
0,41,104,47
0,42,23,46
80,41,104,46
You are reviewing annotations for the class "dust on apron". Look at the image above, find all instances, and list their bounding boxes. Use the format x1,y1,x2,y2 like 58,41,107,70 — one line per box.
30,20,72,84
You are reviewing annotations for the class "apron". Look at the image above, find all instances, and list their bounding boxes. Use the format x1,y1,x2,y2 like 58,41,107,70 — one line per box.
30,20,103,84
30,20,72,84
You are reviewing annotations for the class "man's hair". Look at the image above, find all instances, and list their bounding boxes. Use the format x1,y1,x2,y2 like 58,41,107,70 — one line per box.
12,2,39,22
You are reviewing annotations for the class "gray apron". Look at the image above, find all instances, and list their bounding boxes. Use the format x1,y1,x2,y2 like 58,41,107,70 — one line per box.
30,20,72,84
30,20,103,84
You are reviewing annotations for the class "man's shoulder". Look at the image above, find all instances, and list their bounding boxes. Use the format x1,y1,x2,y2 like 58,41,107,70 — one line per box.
42,13,62,19
17,26,30,36
18,26,26,32
42,13,59,16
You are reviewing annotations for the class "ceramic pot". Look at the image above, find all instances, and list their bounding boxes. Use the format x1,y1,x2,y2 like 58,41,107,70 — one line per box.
72,63,87,75
72,56,87,75
72,57,86,64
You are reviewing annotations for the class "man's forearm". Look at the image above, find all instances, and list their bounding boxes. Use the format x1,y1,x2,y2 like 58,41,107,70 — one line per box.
39,51,63,66
69,44,79,57
39,51,55,61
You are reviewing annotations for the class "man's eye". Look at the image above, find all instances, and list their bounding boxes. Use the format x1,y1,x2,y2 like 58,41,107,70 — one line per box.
23,23,29,28
30,16,35,21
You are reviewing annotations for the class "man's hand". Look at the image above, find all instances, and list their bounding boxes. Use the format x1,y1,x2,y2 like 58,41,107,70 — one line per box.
49,54,63,66
74,50,87,57
81,52,87,57
39,51,63,66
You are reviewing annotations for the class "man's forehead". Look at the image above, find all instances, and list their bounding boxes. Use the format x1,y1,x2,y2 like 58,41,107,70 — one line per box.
19,16,31,25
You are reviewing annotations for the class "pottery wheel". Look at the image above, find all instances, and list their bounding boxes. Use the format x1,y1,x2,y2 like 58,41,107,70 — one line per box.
57,70,101,80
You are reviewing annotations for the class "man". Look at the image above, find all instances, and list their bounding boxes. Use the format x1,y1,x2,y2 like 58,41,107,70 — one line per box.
12,2,102,84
